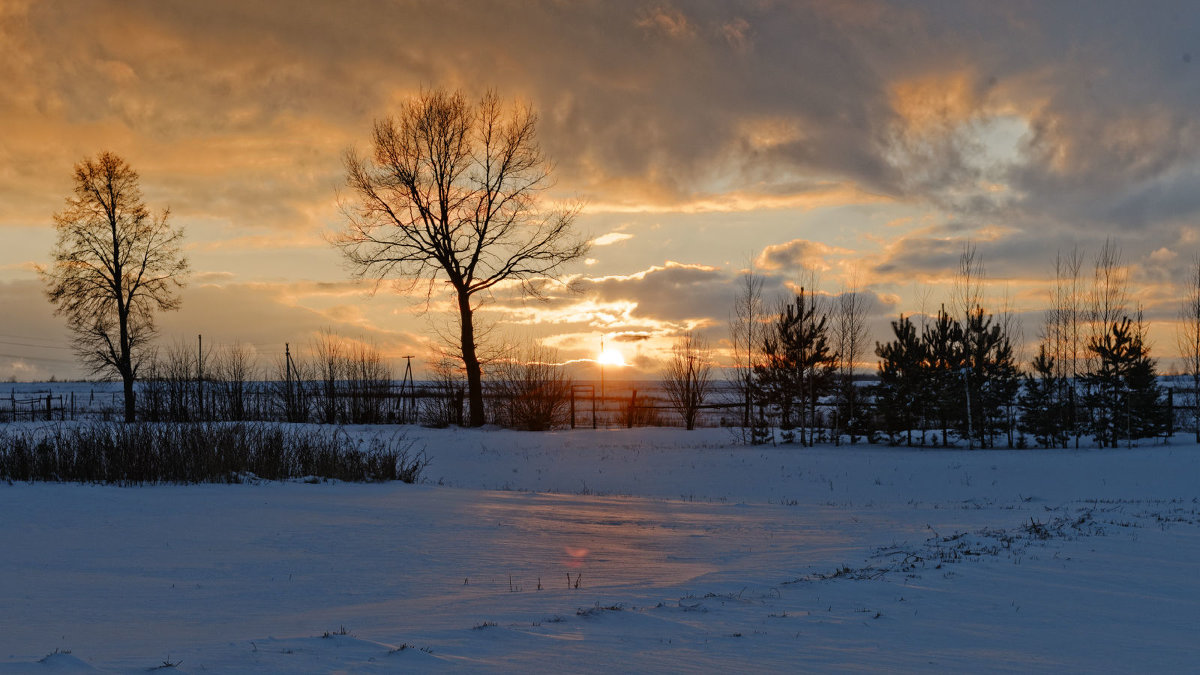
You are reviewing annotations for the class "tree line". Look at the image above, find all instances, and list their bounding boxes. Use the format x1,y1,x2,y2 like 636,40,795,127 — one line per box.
722,242,1182,448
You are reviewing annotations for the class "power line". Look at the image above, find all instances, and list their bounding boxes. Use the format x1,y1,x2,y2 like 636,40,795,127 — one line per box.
0,352,77,365
0,339,74,351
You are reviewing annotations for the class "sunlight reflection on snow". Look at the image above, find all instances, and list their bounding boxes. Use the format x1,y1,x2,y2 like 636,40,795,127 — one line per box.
564,546,590,568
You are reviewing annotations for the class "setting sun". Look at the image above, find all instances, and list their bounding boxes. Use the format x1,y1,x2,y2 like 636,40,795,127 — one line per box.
597,348,626,367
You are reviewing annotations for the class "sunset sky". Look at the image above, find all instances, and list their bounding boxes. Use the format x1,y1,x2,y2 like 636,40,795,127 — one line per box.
4,0,1200,380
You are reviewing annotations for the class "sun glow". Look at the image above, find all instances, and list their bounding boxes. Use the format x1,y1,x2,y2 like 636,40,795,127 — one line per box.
597,348,626,367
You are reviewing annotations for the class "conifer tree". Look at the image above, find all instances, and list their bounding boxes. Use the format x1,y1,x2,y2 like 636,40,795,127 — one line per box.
1085,317,1162,447
1019,345,1069,448
922,305,965,447
875,315,925,446
960,308,1020,448
755,290,835,444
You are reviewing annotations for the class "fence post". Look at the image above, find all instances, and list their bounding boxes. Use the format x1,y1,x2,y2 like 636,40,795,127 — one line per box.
591,386,597,430
628,390,637,429
570,389,575,429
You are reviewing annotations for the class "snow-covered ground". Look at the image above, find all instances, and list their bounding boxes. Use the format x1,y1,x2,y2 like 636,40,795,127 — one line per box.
2,425,1199,672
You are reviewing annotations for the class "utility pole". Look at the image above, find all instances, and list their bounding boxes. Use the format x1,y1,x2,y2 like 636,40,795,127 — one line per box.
400,355,415,423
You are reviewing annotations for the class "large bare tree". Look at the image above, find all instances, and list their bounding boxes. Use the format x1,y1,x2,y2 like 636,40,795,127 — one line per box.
337,89,588,426
41,152,188,422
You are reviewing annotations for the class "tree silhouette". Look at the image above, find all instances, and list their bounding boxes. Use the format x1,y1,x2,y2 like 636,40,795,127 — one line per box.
755,290,834,444
1019,346,1069,448
922,305,965,447
1084,317,1162,447
336,89,588,426
875,315,925,446
41,152,188,422
662,332,714,431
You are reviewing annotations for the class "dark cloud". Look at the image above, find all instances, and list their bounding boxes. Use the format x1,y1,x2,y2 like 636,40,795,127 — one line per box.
8,1,1200,227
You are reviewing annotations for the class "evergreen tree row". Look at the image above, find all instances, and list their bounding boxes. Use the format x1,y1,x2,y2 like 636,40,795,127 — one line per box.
874,306,1019,448
875,307,1167,448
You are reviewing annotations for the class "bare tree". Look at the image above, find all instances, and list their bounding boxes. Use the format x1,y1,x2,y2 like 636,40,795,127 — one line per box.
336,89,588,426
834,273,871,444
1086,239,1128,431
41,152,188,422
422,357,466,428
311,330,344,424
954,240,985,322
1044,248,1085,447
213,341,256,422
662,332,714,430
489,346,573,430
729,261,764,429
1090,238,1128,344
1178,256,1200,442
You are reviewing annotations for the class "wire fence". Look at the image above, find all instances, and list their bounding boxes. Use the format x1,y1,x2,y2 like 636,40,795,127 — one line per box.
3,379,1197,445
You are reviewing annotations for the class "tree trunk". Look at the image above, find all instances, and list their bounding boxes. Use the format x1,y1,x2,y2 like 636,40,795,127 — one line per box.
1194,374,1199,443
118,302,135,423
122,372,136,423
458,291,486,427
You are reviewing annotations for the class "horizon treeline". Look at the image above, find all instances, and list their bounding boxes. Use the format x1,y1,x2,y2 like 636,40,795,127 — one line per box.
726,239,1190,448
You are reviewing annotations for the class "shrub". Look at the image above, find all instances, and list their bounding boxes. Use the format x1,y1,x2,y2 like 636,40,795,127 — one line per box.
489,347,572,431
0,422,427,485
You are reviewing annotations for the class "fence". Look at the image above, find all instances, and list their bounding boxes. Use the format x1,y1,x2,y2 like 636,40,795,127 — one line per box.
2,391,72,422
4,379,1197,443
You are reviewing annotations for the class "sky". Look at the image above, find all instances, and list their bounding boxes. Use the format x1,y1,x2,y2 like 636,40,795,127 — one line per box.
3,0,1200,381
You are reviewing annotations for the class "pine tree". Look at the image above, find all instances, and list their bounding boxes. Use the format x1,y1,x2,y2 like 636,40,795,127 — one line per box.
1019,345,1069,448
1084,317,1163,447
756,306,802,439
922,305,965,447
875,315,925,446
960,308,1020,448
754,290,835,444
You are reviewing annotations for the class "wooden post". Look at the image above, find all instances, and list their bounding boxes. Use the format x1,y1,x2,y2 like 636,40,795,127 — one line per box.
591,385,597,430
628,390,637,429
570,389,575,429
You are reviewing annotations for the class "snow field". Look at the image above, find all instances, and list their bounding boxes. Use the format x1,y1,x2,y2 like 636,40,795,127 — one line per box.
1,426,1198,672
